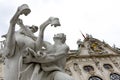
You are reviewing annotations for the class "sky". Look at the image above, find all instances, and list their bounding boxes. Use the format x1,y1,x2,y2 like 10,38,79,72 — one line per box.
0,0,120,50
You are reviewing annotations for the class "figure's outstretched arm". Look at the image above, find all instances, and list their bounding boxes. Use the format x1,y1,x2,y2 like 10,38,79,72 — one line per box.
38,47,69,63
35,17,61,51
5,4,31,57
31,46,69,63
35,18,51,51
23,45,69,64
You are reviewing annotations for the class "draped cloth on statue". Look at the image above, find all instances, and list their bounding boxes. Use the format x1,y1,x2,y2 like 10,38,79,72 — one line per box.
19,61,58,80
4,42,34,80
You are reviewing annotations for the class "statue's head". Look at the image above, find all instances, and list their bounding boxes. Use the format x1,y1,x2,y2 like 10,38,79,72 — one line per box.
53,33,66,43
19,25,38,35
30,25,38,33
27,25,38,33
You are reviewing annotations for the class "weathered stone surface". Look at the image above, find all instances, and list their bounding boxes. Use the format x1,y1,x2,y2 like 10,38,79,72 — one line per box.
0,63,3,79
0,4,74,80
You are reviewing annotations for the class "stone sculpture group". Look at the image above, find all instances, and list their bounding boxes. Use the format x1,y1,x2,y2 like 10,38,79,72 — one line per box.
0,4,74,80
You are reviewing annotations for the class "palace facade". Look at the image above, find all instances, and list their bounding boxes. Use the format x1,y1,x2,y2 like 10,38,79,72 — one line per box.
65,35,120,80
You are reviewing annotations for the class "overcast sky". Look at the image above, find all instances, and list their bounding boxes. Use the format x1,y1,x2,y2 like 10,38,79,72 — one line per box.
0,0,120,50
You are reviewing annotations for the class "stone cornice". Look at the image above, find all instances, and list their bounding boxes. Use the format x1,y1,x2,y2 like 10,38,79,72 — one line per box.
67,53,120,61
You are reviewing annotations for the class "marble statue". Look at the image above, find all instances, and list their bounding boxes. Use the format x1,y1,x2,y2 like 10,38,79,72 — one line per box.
2,4,74,80
23,33,74,80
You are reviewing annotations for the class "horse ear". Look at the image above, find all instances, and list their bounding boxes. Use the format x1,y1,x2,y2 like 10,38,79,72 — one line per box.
1,34,7,38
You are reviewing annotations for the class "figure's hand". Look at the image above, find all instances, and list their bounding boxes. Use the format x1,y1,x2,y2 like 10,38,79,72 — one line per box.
23,47,34,64
26,47,38,57
17,4,31,16
49,17,61,27
37,51,46,58
23,55,32,64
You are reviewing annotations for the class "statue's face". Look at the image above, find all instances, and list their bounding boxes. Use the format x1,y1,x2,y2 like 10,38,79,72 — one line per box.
53,33,66,43
28,26,38,33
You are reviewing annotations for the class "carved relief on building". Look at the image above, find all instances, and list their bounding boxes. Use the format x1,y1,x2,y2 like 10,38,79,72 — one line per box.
110,57,120,70
95,61,103,72
77,39,84,48
73,63,82,75
87,38,108,54
65,67,72,76
92,57,103,72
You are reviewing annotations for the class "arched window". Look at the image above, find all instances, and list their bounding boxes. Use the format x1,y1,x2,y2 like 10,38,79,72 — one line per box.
103,64,113,70
83,65,94,72
89,76,103,80
110,73,120,80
